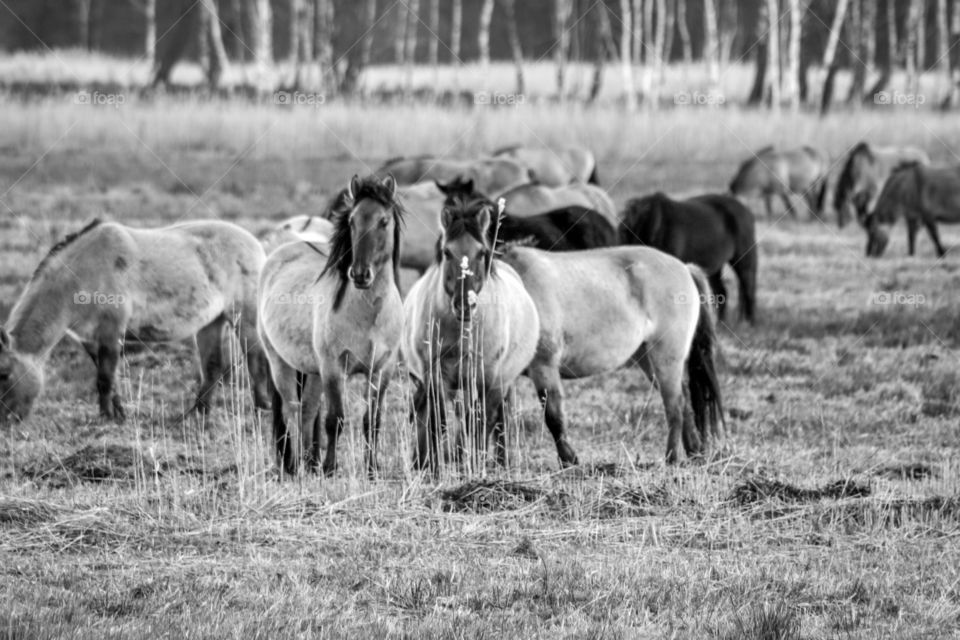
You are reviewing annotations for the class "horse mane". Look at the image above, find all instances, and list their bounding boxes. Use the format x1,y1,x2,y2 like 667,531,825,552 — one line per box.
835,142,873,209
30,219,102,281
320,177,404,311
438,194,499,275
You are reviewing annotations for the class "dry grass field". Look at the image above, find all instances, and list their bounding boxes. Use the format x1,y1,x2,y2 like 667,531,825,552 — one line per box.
2,64,960,637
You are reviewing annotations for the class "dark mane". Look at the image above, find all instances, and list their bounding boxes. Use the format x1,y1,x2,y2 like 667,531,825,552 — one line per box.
30,219,102,281
873,163,919,224
438,195,499,275
320,177,404,311
835,142,873,210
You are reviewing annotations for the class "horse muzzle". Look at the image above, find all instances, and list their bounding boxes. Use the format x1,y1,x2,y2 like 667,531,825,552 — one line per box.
348,265,375,289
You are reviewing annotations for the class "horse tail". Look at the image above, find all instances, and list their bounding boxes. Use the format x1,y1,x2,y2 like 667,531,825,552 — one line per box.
686,265,725,454
814,175,829,217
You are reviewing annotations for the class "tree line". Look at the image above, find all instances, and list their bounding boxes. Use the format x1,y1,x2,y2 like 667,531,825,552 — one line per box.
3,0,959,109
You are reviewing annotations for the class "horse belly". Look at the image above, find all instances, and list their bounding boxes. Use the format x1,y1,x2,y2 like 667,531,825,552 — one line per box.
127,290,223,343
558,323,644,378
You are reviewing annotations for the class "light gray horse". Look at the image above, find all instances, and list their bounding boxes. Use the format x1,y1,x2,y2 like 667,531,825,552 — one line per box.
492,181,618,226
0,219,271,423
402,196,540,472
259,175,404,476
501,245,724,464
375,155,531,195
492,144,599,185
729,145,829,219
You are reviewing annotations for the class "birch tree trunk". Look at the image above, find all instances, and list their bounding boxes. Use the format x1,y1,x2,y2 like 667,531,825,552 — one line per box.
451,0,463,64
765,0,781,110
632,0,643,65
313,0,335,92
589,4,613,102
703,0,720,88
654,0,667,90
677,0,692,63
663,0,676,73
249,0,272,88
555,0,574,99
201,0,230,89
905,0,922,95
820,0,851,113
748,0,769,104
917,0,927,71
427,0,440,68
620,0,636,108
502,0,526,95
394,4,407,64
405,0,420,90
145,0,156,66
785,0,802,110
847,0,867,103
948,0,960,106
360,0,377,68
479,0,495,70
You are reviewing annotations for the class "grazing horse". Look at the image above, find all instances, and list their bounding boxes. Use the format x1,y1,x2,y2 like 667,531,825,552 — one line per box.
436,178,617,251
259,175,404,476
259,215,334,253
729,145,828,219
501,246,724,465
864,163,960,257
0,220,271,423
492,144,600,186
834,142,930,228
493,181,618,226
402,196,540,471
374,155,531,195
619,192,758,323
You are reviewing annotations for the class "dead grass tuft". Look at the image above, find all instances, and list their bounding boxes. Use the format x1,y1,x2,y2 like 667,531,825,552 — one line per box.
731,476,872,506
441,479,570,513
25,443,162,487
0,497,62,527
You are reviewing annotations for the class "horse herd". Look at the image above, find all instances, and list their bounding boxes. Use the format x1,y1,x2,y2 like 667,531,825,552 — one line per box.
0,140,953,477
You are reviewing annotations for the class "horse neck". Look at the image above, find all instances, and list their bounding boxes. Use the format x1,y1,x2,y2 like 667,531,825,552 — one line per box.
7,276,74,360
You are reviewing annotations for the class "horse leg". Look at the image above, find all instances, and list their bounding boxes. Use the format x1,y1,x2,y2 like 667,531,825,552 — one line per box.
731,259,757,324
763,193,775,219
707,271,728,323
640,345,694,464
237,309,272,411
299,373,324,471
320,374,346,477
261,340,304,476
362,371,390,479
529,365,579,467
779,191,796,219
488,395,508,468
195,314,229,415
92,323,125,423
906,218,919,256
924,220,947,257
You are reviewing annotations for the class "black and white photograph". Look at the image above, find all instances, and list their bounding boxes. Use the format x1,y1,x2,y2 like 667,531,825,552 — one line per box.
1,0,959,636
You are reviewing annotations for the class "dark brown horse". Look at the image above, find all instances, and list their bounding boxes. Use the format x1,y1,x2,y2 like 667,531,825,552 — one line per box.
436,178,616,251
619,192,758,323
864,162,960,257
834,142,930,228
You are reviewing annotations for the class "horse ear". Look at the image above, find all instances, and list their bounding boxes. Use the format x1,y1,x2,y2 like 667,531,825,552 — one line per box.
462,178,475,195
435,179,451,195
0,327,9,352
477,205,492,235
348,175,361,200
440,207,453,230
381,174,397,198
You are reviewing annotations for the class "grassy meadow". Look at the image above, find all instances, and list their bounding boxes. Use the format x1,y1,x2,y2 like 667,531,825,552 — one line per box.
2,59,960,638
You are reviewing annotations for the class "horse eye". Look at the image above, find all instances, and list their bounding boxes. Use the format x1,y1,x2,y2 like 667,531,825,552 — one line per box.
379,218,389,228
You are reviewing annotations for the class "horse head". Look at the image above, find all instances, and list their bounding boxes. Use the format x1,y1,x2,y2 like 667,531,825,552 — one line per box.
620,193,667,247
0,327,43,423
438,196,498,322
322,174,403,308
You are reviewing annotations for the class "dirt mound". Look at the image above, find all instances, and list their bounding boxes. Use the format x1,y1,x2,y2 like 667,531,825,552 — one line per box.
25,443,166,487
870,463,938,481
731,476,871,505
441,479,569,513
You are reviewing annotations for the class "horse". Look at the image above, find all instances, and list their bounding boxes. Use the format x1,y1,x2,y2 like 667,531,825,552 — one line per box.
492,144,600,186
374,155,531,195
492,181,618,226
402,196,540,472
619,192,758,323
729,145,829,219
325,181,442,275
435,178,617,251
259,215,334,253
863,162,960,258
834,141,931,228
500,245,724,465
0,219,271,424
258,175,404,476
